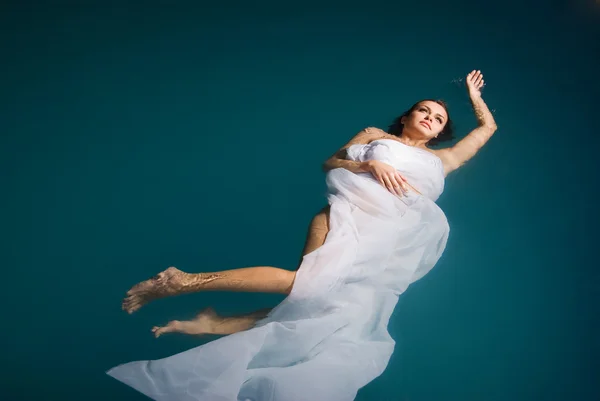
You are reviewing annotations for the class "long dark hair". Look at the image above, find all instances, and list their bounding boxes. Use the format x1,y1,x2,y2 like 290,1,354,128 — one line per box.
387,99,454,147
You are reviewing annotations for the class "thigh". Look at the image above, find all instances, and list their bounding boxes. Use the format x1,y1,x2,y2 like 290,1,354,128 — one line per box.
296,206,330,268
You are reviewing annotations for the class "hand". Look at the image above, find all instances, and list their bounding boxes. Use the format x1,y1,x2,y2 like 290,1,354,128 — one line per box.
364,160,410,196
466,70,485,97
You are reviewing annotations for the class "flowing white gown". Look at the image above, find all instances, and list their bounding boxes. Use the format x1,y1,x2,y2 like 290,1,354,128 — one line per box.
107,138,450,401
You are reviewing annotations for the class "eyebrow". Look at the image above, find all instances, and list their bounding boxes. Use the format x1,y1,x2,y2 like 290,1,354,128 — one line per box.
421,105,446,121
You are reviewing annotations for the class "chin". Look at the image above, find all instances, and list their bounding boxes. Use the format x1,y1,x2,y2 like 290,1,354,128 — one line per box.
415,124,432,135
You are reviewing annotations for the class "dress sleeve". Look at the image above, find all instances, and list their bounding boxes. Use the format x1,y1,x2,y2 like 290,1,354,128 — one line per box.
346,144,368,161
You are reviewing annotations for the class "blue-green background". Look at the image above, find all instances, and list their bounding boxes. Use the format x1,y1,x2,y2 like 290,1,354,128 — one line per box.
1,1,598,400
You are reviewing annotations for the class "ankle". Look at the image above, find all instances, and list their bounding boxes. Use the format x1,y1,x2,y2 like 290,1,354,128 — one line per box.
187,272,223,292
178,272,198,292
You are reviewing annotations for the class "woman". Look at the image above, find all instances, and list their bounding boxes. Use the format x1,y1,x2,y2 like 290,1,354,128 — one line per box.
108,70,497,401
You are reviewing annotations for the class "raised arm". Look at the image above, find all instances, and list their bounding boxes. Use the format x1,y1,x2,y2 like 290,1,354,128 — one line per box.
438,70,498,175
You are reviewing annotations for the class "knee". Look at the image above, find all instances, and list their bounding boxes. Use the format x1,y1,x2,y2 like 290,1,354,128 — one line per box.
311,206,330,230
284,271,296,294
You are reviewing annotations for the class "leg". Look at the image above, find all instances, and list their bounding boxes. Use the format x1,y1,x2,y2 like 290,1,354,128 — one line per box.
122,265,295,314
297,206,331,265
122,206,331,314
152,307,273,338
152,207,332,336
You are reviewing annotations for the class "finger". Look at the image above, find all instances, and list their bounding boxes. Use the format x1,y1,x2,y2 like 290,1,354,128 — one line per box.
378,177,397,195
475,72,483,86
479,78,485,89
384,176,398,194
382,176,397,194
395,172,409,193
388,174,404,196
468,71,480,87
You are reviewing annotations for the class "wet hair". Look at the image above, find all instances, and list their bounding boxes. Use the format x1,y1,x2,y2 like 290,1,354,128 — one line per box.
387,99,454,147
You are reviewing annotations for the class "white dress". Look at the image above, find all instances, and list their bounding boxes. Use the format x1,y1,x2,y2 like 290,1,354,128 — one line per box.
107,138,450,401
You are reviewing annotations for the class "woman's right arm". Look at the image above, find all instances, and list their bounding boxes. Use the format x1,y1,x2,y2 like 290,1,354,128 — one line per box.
321,127,383,173
322,127,409,195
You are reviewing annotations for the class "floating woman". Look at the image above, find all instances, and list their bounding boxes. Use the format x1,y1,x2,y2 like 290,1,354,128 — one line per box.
108,70,497,401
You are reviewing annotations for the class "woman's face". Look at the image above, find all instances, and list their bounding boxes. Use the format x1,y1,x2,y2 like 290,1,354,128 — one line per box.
401,101,448,140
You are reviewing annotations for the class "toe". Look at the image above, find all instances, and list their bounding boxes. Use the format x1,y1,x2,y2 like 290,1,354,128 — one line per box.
125,302,141,314
129,305,141,314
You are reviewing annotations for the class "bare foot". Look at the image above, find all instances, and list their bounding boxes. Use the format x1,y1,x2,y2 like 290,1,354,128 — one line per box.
122,267,189,314
152,307,221,338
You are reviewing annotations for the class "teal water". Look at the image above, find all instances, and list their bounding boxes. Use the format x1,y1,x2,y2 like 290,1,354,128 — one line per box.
1,1,598,400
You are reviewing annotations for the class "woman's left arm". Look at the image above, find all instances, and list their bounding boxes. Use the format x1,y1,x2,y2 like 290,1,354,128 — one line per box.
438,70,498,175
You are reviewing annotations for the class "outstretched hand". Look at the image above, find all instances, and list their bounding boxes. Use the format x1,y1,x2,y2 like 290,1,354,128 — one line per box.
466,70,485,97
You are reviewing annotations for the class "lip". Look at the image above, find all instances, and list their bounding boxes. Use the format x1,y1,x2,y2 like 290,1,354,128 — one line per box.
420,121,431,130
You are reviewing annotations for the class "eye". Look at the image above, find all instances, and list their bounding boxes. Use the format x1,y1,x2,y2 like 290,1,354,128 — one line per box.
436,117,443,123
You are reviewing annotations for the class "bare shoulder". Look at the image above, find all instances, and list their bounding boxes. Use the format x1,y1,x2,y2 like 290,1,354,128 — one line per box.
342,127,389,148
364,126,389,137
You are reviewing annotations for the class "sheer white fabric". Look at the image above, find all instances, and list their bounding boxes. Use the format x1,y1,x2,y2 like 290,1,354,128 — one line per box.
107,138,450,401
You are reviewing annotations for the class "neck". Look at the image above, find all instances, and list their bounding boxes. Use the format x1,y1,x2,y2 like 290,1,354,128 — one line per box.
398,134,429,148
